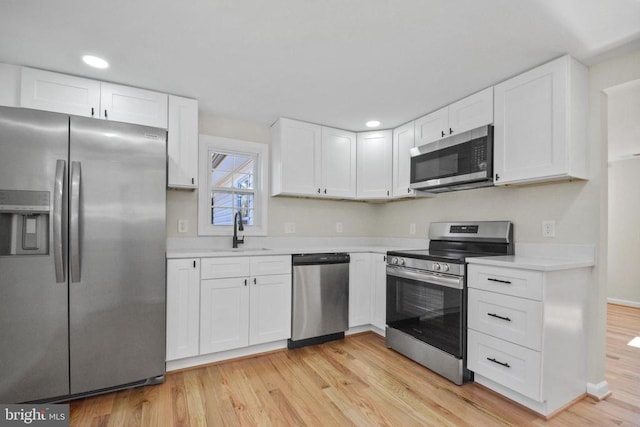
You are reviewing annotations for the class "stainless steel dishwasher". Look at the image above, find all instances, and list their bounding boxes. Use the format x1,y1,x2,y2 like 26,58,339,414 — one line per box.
288,253,350,349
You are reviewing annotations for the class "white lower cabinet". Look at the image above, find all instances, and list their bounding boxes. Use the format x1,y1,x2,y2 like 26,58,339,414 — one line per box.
467,262,590,416
200,277,250,354
370,253,387,330
348,252,387,332
349,253,372,327
166,259,201,360
199,255,291,355
249,274,292,345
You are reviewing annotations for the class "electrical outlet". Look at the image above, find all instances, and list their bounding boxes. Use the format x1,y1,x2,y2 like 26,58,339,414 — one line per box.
409,223,416,235
177,219,188,233
285,222,296,234
542,220,555,237
336,222,343,233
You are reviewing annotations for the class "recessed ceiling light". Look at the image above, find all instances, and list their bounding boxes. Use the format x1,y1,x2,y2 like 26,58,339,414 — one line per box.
82,55,109,69
366,120,381,128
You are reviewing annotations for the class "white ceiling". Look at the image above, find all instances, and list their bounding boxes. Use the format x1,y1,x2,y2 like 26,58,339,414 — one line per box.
1,0,639,131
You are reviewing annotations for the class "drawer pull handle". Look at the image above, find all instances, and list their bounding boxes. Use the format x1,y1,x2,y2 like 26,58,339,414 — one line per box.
487,313,511,322
488,278,512,284
487,357,511,368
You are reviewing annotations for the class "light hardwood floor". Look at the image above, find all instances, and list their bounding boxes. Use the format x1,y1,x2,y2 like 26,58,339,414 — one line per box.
69,304,640,426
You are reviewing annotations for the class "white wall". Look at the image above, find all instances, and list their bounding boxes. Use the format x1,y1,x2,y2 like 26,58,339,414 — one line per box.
606,79,640,306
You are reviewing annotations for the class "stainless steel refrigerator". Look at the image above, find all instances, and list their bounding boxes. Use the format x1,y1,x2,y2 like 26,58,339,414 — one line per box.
0,106,166,403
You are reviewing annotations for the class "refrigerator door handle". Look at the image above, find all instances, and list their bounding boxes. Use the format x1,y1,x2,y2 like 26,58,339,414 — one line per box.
53,159,66,283
70,161,81,282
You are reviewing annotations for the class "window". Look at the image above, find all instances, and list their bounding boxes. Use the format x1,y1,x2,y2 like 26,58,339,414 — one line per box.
198,135,268,236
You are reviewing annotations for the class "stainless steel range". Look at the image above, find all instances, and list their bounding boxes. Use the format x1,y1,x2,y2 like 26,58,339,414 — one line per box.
385,221,513,385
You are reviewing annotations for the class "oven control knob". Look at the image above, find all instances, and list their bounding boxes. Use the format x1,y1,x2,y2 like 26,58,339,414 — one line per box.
398,258,406,266
441,263,450,272
391,257,398,265
433,263,441,271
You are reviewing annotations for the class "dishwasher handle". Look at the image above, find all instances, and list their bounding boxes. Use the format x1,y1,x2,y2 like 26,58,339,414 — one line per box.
292,253,350,266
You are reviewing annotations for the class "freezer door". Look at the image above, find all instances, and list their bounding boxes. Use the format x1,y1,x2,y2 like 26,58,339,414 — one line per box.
68,117,166,394
0,107,70,402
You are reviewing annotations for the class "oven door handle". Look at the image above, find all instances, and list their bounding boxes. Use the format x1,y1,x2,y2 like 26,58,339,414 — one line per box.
387,266,464,290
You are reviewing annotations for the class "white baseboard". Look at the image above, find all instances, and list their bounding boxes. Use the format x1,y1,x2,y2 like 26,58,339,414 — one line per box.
586,381,611,400
607,298,640,308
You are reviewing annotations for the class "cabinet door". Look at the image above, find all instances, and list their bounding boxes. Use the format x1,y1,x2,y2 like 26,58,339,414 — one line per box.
200,277,249,354
414,106,448,146
100,82,168,128
249,274,292,345
321,127,357,198
370,253,387,330
272,118,322,196
168,95,198,188
166,259,200,360
448,87,493,135
348,253,372,327
20,67,100,118
392,121,415,197
493,57,568,185
356,130,393,199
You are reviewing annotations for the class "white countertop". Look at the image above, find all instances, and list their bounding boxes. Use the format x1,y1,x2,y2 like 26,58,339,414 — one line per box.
468,255,596,271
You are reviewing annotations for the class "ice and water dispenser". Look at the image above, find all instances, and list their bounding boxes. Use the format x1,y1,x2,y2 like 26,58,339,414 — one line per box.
0,190,50,256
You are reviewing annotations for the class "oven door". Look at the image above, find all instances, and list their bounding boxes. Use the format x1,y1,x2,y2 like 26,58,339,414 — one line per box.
386,266,464,358
409,126,493,191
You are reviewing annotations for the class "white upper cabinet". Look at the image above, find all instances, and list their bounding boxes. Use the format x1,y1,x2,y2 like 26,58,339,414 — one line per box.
392,121,416,198
20,67,101,118
167,95,199,188
414,106,448,146
493,55,588,185
20,67,169,128
271,118,356,199
100,82,168,128
357,130,393,199
166,258,200,361
415,87,493,146
320,126,357,198
271,118,321,196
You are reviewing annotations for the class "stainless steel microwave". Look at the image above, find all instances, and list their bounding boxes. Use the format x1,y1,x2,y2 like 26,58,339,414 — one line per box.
409,125,493,193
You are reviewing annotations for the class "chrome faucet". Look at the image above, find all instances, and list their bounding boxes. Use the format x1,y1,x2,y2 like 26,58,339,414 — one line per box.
233,211,245,248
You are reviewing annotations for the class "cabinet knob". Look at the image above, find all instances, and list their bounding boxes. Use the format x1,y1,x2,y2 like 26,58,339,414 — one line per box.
244,279,248,286
253,278,257,285
91,107,95,117
317,188,321,194
407,187,411,193
449,127,454,135
193,260,196,268
324,189,327,194
191,177,195,185
387,190,390,196
104,109,108,119
441,130,445,138
495,173,500,181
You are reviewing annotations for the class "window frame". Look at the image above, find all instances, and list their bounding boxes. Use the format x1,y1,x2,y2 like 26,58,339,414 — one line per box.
197,134,268,236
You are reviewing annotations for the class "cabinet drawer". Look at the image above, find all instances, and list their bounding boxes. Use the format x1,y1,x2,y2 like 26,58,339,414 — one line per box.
468,265,543,300
250,255,291,276
201,257,251,279
467,330,542,402
468,288,542,350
